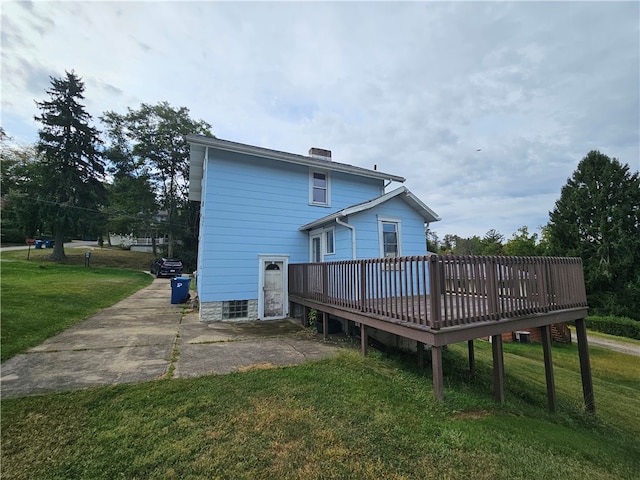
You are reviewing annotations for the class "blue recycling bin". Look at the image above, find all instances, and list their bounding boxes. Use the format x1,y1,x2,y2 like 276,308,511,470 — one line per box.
44,240,54,248
35,240,43,249
170,277,191,304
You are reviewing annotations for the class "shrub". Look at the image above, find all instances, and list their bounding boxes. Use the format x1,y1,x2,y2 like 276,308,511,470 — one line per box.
574,316,640,340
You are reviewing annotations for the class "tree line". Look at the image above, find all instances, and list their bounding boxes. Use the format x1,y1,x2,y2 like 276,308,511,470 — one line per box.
1,71,211,270
428,151,640,320
1,71,638,320
428,226,545,257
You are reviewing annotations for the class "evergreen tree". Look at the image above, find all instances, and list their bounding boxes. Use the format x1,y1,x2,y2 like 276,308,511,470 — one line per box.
34,71,106,260
546,150,640,319
479,229,504,255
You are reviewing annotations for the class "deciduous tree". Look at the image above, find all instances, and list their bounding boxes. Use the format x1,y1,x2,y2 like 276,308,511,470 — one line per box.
102,102,212,258
503,226,540,256
1,133,44,242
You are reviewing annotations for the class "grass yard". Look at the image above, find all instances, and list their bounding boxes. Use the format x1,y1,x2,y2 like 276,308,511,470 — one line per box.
2,340,639,479
2,247,639,478
2,245,156,271
0,256,152,361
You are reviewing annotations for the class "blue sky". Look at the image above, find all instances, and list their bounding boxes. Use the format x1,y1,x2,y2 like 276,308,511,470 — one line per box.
2,1,639,240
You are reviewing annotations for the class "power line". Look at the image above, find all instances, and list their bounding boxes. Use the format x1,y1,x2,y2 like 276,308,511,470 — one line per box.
4,193,195,229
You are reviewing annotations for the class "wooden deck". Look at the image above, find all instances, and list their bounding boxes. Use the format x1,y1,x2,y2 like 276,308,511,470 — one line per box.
288,255,594,412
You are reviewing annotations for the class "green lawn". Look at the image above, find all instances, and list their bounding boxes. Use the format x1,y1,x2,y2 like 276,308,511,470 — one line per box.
1,245,156,271
2,251,639,478
0,258,152,361
2,340,639,479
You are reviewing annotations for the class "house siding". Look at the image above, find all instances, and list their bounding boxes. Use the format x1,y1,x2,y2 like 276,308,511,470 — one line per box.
197,149,385,306
347,196,428,259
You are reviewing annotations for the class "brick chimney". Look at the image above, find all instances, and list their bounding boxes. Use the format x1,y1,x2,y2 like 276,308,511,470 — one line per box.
309,147,332,161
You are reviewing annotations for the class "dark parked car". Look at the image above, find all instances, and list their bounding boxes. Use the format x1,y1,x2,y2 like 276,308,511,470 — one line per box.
150,258,183,278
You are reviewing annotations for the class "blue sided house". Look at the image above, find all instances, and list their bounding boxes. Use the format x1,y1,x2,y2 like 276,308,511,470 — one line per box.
187,135,441,322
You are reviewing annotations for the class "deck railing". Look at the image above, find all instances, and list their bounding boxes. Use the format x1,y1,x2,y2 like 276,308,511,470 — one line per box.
288,255,587,330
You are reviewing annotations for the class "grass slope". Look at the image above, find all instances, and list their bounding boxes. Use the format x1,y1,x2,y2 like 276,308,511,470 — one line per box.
0,259,152,361
2,342,639,479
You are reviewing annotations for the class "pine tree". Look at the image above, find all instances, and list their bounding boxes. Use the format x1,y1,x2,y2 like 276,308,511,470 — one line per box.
34,71,106,261
546,150,640,319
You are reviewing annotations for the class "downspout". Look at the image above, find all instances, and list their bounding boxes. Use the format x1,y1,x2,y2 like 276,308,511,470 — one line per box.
336,217,356,260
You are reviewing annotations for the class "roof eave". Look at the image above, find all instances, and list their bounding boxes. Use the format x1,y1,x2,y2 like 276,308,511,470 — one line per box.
299,186,441,231
186,134,405,183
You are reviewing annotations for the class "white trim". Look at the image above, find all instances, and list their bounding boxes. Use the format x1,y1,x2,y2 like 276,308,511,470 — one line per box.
309,227,335,261
325,227,335,255
300,186,440,231
378,216,403,258
257,255,289,320
186,135,406,190
309,169,331,207
310,232,323,262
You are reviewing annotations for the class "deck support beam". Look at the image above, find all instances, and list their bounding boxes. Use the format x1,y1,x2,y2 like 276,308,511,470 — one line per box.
468,340,476,375
540,325,557,413
360,323,368,356
575,318,595,413
431,346,444,401
492,335,505,404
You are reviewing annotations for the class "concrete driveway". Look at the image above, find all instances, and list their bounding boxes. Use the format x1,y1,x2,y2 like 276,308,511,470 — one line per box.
0,278,341,399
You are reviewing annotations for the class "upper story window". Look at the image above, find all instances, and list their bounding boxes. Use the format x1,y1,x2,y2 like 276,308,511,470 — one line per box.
310,170,330,206
378,217,402,258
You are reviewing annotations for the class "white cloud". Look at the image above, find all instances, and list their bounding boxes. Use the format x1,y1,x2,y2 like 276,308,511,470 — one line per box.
1,0,638,239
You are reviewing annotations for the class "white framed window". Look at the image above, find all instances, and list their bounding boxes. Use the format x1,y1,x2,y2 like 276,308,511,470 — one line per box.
325,228,335,255
309,170,330,206
311,234,322,262
378,216,402,258
310,227,335,261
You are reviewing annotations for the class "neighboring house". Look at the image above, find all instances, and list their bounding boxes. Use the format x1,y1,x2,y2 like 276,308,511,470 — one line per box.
187,135,441,322
109,211,177,253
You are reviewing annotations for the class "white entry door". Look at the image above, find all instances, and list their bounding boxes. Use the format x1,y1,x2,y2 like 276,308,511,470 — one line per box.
259,256,288,320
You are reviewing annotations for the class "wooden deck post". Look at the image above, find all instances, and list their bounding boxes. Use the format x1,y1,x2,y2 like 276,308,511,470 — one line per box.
417,341,425,368
492,335,505,404
540,325,557,413
360,323,368,356
322,311,328,342
575,318,596,413
468,340,476,375
432,346,444,401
